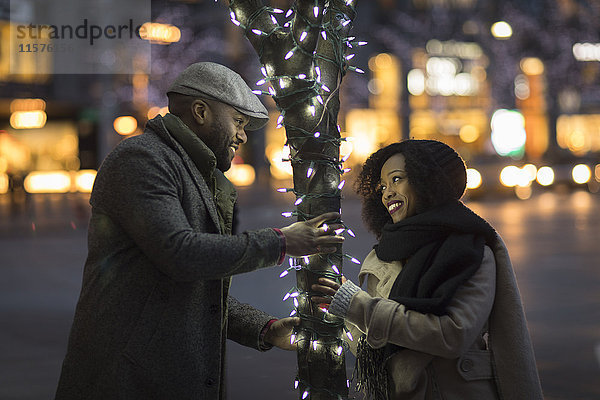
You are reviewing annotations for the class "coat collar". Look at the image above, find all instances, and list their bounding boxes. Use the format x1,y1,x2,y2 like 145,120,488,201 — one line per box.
146,114,222,232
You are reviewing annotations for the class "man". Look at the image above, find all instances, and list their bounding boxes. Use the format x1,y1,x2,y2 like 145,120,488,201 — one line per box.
55,62,344,399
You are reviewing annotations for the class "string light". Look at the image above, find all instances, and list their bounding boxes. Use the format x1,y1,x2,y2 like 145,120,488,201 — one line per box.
225,1,363,398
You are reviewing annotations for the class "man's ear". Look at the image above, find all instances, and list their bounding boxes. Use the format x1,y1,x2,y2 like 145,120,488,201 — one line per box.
191,99,210,126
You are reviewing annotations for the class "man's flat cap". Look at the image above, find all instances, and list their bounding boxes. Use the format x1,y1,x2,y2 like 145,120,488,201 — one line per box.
167,62,269,131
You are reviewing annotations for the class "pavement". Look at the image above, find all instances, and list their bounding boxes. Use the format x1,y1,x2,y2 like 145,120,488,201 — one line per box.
1,187,599,399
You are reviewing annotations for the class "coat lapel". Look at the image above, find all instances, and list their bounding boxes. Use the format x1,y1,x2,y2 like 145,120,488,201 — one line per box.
148,116,221,233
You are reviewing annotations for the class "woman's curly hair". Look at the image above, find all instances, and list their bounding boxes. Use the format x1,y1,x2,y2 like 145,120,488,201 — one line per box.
355,141,464,238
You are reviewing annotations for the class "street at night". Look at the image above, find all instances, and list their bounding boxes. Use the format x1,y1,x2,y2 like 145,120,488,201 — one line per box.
2,0,600,399
1,188,598,399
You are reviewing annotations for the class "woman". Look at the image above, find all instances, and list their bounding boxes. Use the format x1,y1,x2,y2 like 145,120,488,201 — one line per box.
312,140,543,400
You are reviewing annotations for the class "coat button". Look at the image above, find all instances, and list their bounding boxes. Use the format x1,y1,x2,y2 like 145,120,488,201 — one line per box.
205,378,215,387
460,358,474,372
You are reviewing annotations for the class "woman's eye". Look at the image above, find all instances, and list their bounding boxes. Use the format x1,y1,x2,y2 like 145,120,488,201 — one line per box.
392,176,401,183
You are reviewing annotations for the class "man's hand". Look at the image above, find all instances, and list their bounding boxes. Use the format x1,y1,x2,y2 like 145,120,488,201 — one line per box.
280,212,345,257
264,317,301,351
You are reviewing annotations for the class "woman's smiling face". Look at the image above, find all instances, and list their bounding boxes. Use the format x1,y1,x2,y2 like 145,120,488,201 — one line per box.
379,153,417,223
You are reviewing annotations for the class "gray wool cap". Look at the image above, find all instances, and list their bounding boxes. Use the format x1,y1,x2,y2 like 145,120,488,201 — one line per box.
167,62,269,131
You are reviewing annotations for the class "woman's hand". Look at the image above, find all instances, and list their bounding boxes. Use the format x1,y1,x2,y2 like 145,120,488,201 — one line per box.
310,276,347,305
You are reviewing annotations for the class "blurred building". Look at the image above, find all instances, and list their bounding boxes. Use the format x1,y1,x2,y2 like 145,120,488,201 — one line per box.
1,0,599,196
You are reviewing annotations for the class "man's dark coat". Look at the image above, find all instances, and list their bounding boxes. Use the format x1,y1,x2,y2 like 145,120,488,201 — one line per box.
55,115,282,399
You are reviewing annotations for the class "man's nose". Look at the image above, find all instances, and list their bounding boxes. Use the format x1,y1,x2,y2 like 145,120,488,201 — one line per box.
237,129,247,144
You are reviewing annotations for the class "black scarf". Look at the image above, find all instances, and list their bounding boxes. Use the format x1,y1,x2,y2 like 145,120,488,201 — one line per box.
356,200,496,399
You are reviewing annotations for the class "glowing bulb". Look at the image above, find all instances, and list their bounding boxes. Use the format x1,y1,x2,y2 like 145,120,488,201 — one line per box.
308,105,316,116
252,29,263,35
312,340,318,350
277,115,284,126
342,20,351,27
315,66,321,77
268,86,276,96
289,310,297,316
298,74,307,79
336,346,343,355
316,95,323,104
303,256,310,264
294,378,299,389
313,131,321,138
252,90,262,95
313,6,319,18
321,31,327,40
345,330,354,341
321,85,330,92
285,9,293,18
295,196,304,205
277,187,288,193
338,180,346,190
302,390,309,399
285,50,294,60
293,298,299,308
273,8,284,13
271,15,278,24
280,270,289,278
290,291,300,298
290,334,296,344
346,53,355,60
347,229,356,237
231,19,240,26
261,67,267,76
256,79,266,85
282,212,293,217
307,167,314,178
354,68,365,74
332,265,340,274
350,257,360,264
300,31,308,42
322,224,328,231
334,228,344,235
357,41,368,46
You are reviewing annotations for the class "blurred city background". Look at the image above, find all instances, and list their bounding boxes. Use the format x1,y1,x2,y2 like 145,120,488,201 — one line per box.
1,0,599,399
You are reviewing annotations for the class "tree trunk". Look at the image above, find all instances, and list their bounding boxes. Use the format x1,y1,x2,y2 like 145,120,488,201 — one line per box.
225,1,359,398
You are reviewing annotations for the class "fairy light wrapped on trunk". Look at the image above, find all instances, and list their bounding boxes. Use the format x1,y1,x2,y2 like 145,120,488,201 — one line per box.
223,1,364,398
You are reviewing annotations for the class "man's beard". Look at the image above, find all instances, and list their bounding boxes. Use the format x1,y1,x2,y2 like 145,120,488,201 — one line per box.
206,118,232,172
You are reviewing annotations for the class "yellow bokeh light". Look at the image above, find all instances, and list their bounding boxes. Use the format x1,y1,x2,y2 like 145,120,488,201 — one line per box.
522,164,537,182
520,58,544,76
491,21,513,39
459,125,479,143
75,170,97,193
24,171,71,193
536,166,555,186
466,168,482,189
268,145,293,180
10,110,47,129
139,23,181,44
0,173,8,194
10,98,46,112
113,116,138,136
572,164,591,184
225,163,256,187
595,164,600,182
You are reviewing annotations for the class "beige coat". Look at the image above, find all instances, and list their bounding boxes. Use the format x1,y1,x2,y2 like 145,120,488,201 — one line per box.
343,236,543,399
